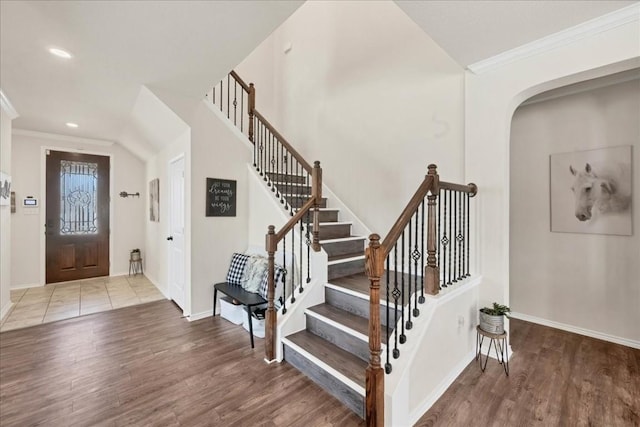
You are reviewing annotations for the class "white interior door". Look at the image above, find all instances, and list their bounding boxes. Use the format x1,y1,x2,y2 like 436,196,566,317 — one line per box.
169,156,186,310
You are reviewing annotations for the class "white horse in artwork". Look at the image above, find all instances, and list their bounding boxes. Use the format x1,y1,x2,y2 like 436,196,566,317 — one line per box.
569,162,631,222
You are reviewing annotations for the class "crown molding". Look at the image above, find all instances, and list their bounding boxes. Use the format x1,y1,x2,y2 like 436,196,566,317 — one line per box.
13,129,115,147
468,3,640,74
0,90,19,119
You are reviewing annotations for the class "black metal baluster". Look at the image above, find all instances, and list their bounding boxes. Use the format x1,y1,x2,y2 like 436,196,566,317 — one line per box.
442,190,448,287
305,210,311,284
299,217,304,293
219,80,223,111
282,154,287,205
457,191,463,281
240,89,244,133
281,238,287,315
253,118,257,169
406,219,413,330
275,142,281,198
412,209,420,317
233,79,237,125
453,190,458,283
291,229,296,300
385,256,392,374
393,245,400,358
284,231,292,305
466,193,470,277
438,189,442,288
419,199,425,303
226,75,230,119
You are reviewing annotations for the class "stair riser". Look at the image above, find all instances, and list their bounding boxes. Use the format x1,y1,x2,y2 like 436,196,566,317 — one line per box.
328,259,365,280
283,343,364,418
325,287,395,327
275,184,311,195
266,173,306,184
322,239,365,258
316,210,339,222
287,196,327,208
306,315,369,363
319,224,352,240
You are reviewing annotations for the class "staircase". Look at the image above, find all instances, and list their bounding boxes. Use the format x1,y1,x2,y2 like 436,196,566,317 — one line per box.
268,171,375,417
212,70,479,425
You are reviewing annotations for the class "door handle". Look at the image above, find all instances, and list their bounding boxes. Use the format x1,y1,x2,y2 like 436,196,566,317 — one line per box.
167,236,173,241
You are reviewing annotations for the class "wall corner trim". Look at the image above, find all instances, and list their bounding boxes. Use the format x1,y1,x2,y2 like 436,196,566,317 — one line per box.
0,89,19,119
510,312,640,350
0,301,15,323
467,3,640,74
13,128,115,147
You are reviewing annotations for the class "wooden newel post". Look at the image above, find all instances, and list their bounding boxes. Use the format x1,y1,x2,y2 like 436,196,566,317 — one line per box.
425,164,440,296
248,83,256,144
365,234,385,427
265,225,277,361
311,161,322,252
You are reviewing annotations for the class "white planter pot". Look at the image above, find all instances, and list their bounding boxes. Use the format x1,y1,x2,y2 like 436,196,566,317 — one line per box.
479,311,505,334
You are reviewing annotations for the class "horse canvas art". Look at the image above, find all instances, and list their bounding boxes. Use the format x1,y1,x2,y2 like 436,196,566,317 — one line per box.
551,146,633,236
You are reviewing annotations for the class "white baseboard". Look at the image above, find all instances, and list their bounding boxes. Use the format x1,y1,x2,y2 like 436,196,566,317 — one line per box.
1,301,15,322
510,312,640,350
10,283,42,290
188,310,213,322
408,349,476,426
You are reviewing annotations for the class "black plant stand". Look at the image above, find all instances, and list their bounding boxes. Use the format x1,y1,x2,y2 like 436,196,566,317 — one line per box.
476,325,509,376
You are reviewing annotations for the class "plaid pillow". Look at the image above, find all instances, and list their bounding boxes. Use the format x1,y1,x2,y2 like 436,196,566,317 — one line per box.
226,253,250,285
259,266,285,300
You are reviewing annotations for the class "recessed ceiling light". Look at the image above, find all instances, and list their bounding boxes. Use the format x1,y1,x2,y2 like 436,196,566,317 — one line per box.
66,122,79,128
49,48,72,59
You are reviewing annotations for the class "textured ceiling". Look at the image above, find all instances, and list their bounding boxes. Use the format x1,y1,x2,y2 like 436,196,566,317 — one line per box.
0,1,302,142
395,1,637,67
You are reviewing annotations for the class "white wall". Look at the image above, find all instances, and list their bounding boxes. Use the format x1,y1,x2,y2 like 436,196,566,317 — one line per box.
150,86,254,318
144,130,191,300
0,101,15,319
10,132,145,287
465,14,640,316
235,0,465,235
510,78,640,344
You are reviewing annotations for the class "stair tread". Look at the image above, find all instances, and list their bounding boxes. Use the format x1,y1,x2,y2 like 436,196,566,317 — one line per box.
308,303,368,338
330,272,417,303
285,330,366,388
328,253,365,263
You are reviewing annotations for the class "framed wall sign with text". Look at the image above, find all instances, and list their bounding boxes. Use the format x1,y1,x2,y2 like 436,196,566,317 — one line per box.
206,178,236,217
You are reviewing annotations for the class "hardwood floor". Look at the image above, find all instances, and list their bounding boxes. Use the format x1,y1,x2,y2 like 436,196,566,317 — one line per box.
3,302,638,426
415,318,640,427
0,300,364,427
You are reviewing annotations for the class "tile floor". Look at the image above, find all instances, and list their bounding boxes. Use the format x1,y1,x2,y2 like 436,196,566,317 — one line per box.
0,275,165,332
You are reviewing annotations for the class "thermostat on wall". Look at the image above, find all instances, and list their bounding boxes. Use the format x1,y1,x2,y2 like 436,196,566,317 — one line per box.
23,197,38,207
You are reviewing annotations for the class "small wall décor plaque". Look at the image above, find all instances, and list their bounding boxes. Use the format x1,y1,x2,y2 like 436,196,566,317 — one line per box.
206,178,236,217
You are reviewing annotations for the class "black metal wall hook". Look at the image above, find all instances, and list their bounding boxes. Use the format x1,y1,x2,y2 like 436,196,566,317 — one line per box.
119,191,140,198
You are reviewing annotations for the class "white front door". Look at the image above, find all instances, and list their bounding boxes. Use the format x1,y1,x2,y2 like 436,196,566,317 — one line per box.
169,156,186,310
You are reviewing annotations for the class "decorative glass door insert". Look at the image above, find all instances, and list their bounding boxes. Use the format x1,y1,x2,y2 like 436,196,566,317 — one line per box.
60,160,99,234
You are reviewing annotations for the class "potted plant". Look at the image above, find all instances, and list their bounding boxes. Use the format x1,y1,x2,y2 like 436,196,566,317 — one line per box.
130,248,141,261
479,302,510,334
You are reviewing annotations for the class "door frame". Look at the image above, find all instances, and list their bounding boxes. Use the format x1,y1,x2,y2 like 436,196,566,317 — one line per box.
39,146,114,285
168,154,187,314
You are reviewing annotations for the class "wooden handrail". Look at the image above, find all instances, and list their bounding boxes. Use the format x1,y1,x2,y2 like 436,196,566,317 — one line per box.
229,70,251,92
269,198,316,247
253,110,313,173
264,161,322,361
365,163,479,426
440,181,478,196
381,174,435,256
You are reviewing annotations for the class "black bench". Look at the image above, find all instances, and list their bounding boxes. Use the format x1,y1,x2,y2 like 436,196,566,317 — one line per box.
212,282,267,349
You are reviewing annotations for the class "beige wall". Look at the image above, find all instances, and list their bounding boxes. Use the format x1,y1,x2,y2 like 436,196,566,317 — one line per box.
236,0,465,235
465,17,639,318
10,133,146,287
144,131,191,302
510,78,640,343
0,106,13,318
